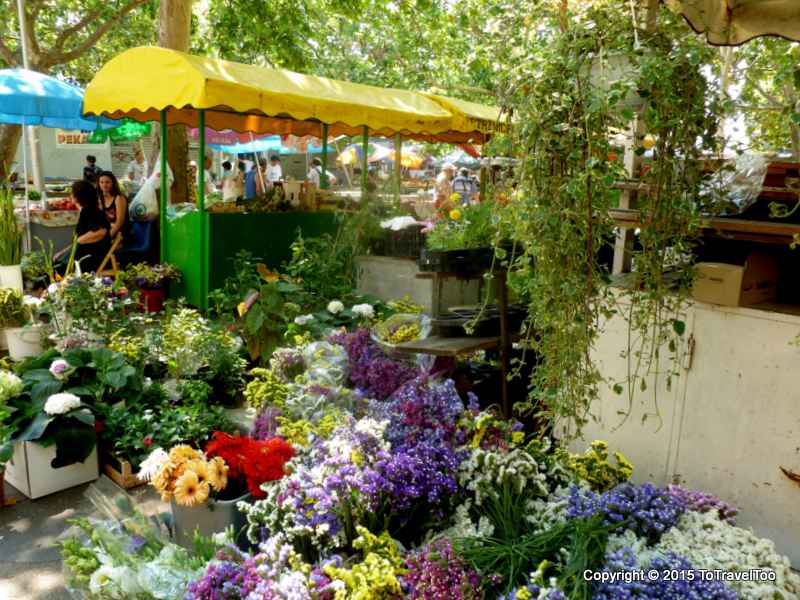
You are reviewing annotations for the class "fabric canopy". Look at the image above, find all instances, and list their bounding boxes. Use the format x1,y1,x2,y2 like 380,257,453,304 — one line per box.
670,0,800,45
0,68,116,130
82,47,503,143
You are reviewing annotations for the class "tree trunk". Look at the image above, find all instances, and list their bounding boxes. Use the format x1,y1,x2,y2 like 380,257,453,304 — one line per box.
0,124,23,181
158,0,193,204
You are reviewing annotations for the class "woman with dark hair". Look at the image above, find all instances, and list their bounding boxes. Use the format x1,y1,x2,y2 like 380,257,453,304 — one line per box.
57,180,111,273
97,170,129,239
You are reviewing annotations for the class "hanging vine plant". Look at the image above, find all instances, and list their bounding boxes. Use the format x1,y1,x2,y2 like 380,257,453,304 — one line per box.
493,3,723,437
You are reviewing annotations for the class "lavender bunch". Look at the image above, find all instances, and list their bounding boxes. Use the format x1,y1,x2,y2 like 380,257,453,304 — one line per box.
402,538,482,600
593,548,738,599
567,482,686,544
667,484,738,525
331,328,418,400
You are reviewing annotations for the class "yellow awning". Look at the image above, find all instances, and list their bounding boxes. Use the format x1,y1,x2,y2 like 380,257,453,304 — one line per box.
422,93,509,136
669,0,800,45
83,46,499,143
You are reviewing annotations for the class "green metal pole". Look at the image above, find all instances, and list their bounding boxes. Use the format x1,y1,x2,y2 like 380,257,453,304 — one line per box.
361,126,369,198
394,133,401,203
321,123,329,190
159,110,168,263
198,110,208,311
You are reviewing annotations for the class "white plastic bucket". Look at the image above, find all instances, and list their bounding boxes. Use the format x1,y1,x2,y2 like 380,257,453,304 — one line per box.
0,264,23,292
4,325,42,360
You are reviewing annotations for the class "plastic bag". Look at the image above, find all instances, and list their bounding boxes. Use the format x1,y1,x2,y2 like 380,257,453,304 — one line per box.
371,313,432,348
699,154,768,216
130,164,174,221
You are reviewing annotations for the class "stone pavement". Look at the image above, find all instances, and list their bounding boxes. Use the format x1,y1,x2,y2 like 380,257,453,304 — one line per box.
0,479,161,600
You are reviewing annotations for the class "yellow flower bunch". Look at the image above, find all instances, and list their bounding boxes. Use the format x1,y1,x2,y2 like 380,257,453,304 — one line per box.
386,295,424,314
277,409,342,447
558,440,634,493
324,527,405,600
150,445,228,506
244,368,289,411
108,329,143,364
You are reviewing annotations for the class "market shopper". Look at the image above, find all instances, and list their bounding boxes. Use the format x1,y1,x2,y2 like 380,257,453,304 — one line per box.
83,155,102,185
434,162,455,208
244,161,259,199
97,171,129,240
266,155,283,184
307,157,323,188
126,148,147,185
452,168,477,205
55,180,111,273
221,160,244,202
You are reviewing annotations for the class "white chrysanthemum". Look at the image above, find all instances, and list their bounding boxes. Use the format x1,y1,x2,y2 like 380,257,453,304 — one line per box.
137,448,169,482
351,303,374,319
326,300,344,314
294,314,314,326
0,370,24,403
43,392,81,415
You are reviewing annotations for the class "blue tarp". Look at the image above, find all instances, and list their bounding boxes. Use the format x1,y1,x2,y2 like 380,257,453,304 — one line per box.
210,136,328,155
0,68,117,130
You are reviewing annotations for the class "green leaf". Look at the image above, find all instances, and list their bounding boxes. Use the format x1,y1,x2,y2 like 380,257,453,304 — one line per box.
612,383,624,395
70,409,95,428
791,113,800,125
672,319,686,336
16,412,55,442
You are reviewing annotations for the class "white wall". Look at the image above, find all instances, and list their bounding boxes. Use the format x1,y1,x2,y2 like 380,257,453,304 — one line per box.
571,299,800,566
12,126,112,181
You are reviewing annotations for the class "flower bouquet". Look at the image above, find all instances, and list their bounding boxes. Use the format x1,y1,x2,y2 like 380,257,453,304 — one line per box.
139,433,293,546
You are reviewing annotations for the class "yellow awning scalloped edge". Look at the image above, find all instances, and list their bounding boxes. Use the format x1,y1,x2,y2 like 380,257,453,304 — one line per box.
83,47,506,143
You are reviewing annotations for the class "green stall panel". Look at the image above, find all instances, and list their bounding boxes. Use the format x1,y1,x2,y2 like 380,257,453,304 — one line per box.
207,212,339,291
165,211,206,308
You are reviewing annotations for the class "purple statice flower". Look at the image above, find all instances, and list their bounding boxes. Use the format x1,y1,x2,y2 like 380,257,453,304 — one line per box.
363,441,463,518
330,328,418,400
270,347,306,383
403,538,481,600
567,482,686,544
185,560,248,600
593,548,738,599
252,406,282,441
667,484,738,525
126,534,147,554
378,378,468,447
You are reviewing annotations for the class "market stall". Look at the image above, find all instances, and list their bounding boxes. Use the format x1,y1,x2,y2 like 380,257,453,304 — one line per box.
83,46,506,309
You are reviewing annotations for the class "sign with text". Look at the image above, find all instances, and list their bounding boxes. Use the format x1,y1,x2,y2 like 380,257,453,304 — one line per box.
55,129,105,147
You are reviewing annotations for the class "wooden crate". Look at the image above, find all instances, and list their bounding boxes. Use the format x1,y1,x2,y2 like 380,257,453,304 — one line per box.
102,456,145,490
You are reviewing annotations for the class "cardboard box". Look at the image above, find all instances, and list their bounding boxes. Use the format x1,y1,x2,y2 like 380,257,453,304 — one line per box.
4,442,98,499
692,251,778,307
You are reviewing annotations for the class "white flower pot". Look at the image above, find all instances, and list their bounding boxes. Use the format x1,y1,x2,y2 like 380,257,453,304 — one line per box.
0,264,23,292
170,492,252,548
4,442,99,499
4,325,43,361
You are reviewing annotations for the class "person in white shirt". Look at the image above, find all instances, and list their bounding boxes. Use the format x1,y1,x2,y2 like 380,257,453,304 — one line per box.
221,161,244,202
266,155,283,184
126,148,146,185
307,157,322,188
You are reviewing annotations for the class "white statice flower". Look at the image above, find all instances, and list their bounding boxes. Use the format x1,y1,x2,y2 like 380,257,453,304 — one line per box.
294,314,315,326
351,303,375,319
137,448,169,482
43,392,81,415
0,370,24,403
326,300,344,314
459,446,548,505
654,511,800,599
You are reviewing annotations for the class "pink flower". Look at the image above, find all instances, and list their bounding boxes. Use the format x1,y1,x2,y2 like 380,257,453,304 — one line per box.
143,436,153,447
49,359,70,378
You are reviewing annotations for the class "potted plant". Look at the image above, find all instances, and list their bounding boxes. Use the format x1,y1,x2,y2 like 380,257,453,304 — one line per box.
0,288,42,360
0,186,23,291
1,378,99,498
139,432,293,547
0,370,24,506
121,263,180,312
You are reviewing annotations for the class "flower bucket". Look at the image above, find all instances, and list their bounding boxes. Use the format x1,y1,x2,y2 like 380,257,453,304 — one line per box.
4,325,43,361
0,264,23,292
170,492,251,548
139,287,165,313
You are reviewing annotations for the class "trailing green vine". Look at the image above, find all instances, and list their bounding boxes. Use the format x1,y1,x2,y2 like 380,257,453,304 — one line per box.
492,4,722,436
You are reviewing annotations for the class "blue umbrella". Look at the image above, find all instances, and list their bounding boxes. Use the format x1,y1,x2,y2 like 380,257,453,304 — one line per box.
0,68,117,130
